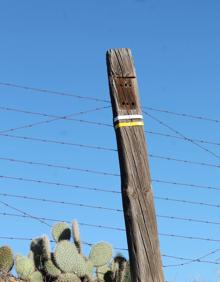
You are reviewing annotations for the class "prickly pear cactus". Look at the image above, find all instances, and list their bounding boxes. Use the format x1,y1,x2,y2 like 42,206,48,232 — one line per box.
52,222,71,242
3,218,125,282
85,259,94,278
30,270,44,282
96,264,111,280
54,240,86,277
57,273,81,282
44,259,61,277
15,255,35,280
0,246,14,273
89,242,113,267
72,220,82,254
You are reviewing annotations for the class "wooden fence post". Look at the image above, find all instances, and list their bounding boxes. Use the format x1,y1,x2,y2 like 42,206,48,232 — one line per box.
106,48,164,282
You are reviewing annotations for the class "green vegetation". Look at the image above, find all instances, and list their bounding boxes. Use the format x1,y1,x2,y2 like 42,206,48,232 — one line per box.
0,219,131,282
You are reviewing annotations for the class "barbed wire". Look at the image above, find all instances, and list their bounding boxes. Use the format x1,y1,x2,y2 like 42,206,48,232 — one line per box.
0,212,125,231
0,236,127,251
157,214,220,226
0,173,219,196
0,82,110,103
0,156,120,177
1,131,220,163
162,254,220,266
2,232,220,271
152,178,220,192
1,233,220,265
144,111,220,161
0,192,123,212
155,195,220,209
0,199,51,227
145,130,220,147
0,174,120,194
163,247,220,268
0,105,112,127
0,133,117,152
1,154,220,182
1,82,219,124
0,106,110,135
143,106,220,124
1,211,220,266
1,105,220,147
2,191,220,219
160,232,220,243
2,210,220,232
150,154,220,169
2,174,220,211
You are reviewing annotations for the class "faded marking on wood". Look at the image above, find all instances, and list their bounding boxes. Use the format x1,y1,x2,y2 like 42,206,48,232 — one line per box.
106,48,164,282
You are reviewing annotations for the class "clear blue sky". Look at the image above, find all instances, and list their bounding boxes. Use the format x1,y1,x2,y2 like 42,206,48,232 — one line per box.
0,1,220,281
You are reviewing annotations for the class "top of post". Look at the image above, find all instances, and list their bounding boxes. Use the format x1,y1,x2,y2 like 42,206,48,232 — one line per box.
106,48,136,78
106,48,142,117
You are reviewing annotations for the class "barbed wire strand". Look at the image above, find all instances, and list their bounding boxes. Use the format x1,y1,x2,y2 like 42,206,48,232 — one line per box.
1,173,220,198
0,236,127,251
0,199,51,227
155,195,220,209
0,176,220,211
0,192,123,212
152,178,220,192
1,105,219,146
144,111,220,161
157,214,220,226
0,212,220,265
150,154,220,169
0,212,125,231
163,254,220,266
1,130,220,162
0,174,120,194
145,130,220,147
2,210,220,231
1,82,219,123
0,212,220,267
0,105,112,128
2,191,220,217
0,82,110,103
0,156,120,177
1,154,220,182
0,106,110,135
163,247,220,268
143,106,220,124
0,133,116,152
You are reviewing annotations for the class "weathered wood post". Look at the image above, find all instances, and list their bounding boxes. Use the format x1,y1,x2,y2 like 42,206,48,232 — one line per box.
106,48,164,282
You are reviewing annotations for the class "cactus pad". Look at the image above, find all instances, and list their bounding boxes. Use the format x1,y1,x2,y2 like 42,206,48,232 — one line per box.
85,259,94,278
44,259,61,277
52,222,71,242
30,271,44,282
123,263,131,282
15,255,35,280
54,240,86,276
96,264,111,280
72,220,82,253
57,273,81,282
0,246,14,273
30,237,50,271
89,242,112,267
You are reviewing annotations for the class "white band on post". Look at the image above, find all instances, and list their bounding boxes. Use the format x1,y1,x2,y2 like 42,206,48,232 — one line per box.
114,114,143,122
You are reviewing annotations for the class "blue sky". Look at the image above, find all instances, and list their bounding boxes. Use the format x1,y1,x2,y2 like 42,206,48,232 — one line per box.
0,0,220,281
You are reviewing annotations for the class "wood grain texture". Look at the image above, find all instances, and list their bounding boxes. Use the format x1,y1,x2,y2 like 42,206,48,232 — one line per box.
106,48,164,282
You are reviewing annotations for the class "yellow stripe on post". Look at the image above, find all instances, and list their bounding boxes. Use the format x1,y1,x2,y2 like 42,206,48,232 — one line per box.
115,121,144,129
